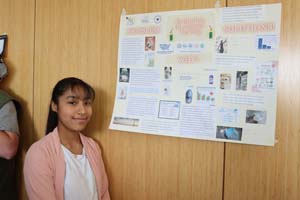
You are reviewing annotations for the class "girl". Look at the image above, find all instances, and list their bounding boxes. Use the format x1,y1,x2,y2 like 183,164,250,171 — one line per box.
24,77,110,200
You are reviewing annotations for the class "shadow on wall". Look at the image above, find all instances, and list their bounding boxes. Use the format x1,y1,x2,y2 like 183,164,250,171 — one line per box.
85,86,108,137
84,86,111,183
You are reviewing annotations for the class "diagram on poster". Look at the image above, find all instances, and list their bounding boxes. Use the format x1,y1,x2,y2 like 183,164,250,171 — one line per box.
110,3,281,146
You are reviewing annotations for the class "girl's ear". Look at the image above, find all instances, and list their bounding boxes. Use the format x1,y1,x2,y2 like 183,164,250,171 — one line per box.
51,101,58,112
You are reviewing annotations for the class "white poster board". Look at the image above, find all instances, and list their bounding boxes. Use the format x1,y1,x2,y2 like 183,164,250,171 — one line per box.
110,3,281,146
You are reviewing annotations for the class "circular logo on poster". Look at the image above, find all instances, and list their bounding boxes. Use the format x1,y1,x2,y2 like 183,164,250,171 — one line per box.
154,15,161,24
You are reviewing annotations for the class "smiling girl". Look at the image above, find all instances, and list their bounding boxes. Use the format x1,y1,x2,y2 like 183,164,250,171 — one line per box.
24,77,110,200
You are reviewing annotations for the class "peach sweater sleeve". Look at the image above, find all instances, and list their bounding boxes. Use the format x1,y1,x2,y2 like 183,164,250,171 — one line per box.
97,144,110,200
82,135,110,200
23,142,58,200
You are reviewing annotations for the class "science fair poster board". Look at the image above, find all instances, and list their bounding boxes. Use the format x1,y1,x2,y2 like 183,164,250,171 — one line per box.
109,3,281,146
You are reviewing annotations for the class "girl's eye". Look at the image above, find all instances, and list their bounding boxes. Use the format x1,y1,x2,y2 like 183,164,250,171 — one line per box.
68,101,77,105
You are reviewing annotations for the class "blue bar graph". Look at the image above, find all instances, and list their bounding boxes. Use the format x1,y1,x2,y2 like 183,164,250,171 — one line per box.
258,38,263,49
258,37,272,50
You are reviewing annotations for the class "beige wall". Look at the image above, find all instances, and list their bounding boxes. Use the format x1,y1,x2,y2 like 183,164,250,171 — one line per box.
0,0,299,199
0,0,35,198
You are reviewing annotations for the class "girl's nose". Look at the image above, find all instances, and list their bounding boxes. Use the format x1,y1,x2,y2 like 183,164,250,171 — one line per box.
77,102,87,115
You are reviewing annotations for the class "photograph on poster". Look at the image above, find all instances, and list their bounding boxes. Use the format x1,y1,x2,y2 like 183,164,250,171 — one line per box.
216,36,228,53
113,117,140,126
220,73,231,89
209,74,214,85
145,52,155,67
145,36,156,51
162,84,171,96
117,86,128,100
236,71,248,91
216,126,242,141
245,110,267,124
185,89,193,104
164,66,172,80
119,68,130,82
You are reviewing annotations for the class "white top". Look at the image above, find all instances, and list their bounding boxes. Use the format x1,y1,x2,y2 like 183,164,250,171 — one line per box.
62,145,98,200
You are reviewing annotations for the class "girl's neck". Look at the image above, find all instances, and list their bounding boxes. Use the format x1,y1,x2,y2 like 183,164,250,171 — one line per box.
57,126,83,154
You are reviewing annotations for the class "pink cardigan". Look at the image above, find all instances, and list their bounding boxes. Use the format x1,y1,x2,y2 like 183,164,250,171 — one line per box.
24,128,110,200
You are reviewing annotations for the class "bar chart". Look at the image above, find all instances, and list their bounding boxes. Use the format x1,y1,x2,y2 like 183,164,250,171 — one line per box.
256,35,277,50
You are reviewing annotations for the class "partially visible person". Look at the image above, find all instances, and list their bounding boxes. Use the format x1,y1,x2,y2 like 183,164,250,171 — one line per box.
24,77,110,200
0,56,20,200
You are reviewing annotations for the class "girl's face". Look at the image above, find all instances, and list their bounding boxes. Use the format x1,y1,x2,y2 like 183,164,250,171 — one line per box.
52,87,93,134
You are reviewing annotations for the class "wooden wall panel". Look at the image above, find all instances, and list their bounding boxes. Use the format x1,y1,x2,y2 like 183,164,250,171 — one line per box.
0,0,35,199
34,0,105,136
34,0,225,200
224,0,300,200
0,0,35,144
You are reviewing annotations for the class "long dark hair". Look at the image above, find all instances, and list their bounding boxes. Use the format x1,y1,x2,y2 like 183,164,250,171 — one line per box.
45,77,95,135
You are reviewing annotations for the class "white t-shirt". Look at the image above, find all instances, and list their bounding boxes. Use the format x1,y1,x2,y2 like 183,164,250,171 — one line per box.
62,145,98,200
